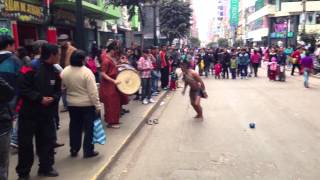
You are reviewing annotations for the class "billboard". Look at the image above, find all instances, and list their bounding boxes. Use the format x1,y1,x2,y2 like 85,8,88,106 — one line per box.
229,0,239,27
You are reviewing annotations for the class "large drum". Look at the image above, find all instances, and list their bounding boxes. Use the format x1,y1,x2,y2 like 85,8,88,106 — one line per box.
116,64,141,95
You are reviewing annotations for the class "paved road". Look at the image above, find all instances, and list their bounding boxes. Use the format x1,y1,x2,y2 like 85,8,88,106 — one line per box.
105,72,320,180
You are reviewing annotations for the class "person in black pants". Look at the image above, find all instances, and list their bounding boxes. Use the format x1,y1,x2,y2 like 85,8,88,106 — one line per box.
16,44,61,179
160,46,169,90
61,50,101,158
221,49,231,79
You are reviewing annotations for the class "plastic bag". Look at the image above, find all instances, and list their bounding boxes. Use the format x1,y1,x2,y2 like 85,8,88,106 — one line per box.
92,118,106,145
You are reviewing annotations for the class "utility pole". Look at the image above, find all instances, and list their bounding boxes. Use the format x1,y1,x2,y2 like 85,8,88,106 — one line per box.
153,0,159,46
302,0,307,34
75,0,85,50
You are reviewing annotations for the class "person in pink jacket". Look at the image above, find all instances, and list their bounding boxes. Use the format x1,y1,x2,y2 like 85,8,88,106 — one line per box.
250,50,261,77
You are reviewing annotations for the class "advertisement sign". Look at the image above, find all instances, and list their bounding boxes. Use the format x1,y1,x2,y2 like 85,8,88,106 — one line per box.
0,0,44,23
270,17,294,39
229,0,238,27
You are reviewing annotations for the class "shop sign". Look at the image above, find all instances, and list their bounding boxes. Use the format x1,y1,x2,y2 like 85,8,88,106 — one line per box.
0,0,44,23
53,9,76,26
229,0,238,27
270,32,294,39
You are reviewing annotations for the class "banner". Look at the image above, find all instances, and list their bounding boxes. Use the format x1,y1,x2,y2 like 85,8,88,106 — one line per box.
229,0,239,27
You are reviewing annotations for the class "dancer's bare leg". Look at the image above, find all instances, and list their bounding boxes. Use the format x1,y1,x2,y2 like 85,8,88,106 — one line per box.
191,96,203,118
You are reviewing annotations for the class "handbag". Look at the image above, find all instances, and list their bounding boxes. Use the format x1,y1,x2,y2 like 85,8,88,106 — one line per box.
291,58,297,64
92,117,106,145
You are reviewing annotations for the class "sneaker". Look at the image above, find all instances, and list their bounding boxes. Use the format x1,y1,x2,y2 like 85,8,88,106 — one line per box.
143,99,149,105
10,142,18,148
84,151,99,158
149,98,156,103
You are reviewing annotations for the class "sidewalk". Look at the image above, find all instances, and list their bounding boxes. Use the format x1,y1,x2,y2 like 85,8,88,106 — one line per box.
8,91,169,180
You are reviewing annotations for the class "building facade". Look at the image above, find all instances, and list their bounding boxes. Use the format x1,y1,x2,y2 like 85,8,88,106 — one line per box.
0,0,141,51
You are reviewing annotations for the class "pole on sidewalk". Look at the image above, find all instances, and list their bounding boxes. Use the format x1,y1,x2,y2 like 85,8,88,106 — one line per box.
153,0,159,46
302,0,307,34
75,0,85,50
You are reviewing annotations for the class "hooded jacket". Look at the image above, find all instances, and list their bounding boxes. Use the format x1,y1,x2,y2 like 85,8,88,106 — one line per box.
0,52,21,92
0,52,21,134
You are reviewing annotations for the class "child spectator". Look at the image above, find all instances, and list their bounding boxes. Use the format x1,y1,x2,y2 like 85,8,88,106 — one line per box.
169,71,177,91
269,57,278,81
230,55,237,79
214,62,222,79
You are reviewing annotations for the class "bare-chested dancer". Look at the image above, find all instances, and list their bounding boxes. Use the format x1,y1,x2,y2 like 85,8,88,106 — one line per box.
181,61,208,119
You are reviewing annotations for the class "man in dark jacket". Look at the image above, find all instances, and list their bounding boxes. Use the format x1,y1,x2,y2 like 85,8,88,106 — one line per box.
16,44,61,179
0,77,15,180
0,35,21,149
221,48,231,79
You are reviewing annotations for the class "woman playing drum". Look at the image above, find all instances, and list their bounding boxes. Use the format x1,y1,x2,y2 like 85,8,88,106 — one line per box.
181,61,208,119
99,41,122,129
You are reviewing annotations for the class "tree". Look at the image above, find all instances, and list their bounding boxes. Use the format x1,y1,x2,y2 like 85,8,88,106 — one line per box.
159,0,192,44
207,41,218,48
233,39,244,48
217,38,229,48
190,37,201,47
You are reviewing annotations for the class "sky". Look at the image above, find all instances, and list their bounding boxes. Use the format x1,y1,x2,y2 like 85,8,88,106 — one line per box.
192,0,217,42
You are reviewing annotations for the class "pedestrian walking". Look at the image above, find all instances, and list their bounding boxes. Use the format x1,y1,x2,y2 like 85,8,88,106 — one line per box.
61,50,101,158
301,51,314,88
16,43,61,179
181,61,207,119
291,47,302,76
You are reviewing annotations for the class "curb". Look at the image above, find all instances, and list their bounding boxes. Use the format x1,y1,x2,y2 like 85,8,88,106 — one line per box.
90,91,170,180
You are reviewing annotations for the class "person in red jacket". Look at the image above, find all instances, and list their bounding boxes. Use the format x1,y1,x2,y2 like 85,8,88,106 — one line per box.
291,47,302,76
160,46,169,90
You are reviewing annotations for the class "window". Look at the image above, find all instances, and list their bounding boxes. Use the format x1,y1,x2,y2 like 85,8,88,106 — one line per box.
316,13,320,24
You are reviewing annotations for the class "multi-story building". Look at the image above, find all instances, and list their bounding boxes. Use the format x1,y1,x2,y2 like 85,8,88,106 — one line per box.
235,0,320,47
214,0,230,39
245,0,276,46
270,0,320,47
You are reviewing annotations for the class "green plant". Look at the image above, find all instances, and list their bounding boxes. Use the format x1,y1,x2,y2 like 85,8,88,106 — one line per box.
159,0,192,44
